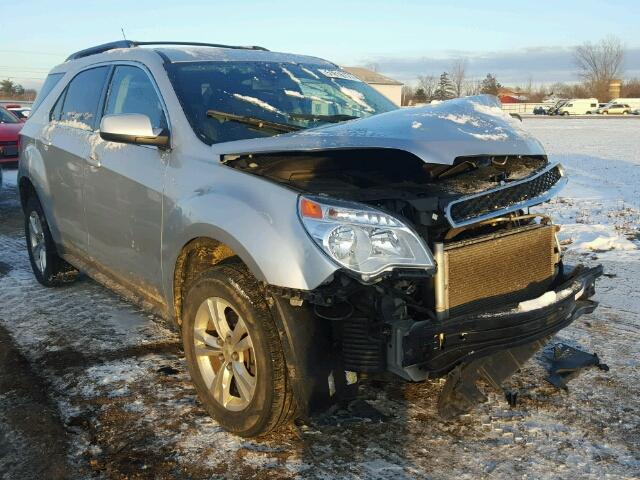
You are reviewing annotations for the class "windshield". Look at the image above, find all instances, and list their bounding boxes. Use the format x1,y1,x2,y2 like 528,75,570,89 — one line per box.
167,61,398,144
0,108,19,124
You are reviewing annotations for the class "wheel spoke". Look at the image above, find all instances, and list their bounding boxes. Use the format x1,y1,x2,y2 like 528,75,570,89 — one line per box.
38,247,46,272
194,328,222,357
231,361,256,402
29,214,40,236
230,315,248,347
234,335,252,353
212,363,232,407
207,298,231,338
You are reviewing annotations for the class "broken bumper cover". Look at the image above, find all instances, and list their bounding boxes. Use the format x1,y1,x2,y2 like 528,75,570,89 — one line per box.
392,264,603,381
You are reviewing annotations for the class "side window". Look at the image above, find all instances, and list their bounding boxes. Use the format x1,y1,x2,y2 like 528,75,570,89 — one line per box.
104,66,167,132
31,72,65,114
59,66,110,130
50,90,66,121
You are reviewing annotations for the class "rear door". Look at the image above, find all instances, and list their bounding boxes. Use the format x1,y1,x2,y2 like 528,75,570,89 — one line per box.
83,64,170,305
39,66,110,256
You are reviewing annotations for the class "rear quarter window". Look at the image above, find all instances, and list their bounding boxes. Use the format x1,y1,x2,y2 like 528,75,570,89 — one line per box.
30,73,65,114
57,66,110,130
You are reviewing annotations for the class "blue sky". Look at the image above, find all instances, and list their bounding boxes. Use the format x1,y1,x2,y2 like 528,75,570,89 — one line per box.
2,0,639,89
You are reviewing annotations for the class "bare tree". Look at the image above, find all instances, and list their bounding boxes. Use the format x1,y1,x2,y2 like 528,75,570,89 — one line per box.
417,75,438,101
401,85,415,106
574,36,624,100
463,79,482,96
450,58,468,97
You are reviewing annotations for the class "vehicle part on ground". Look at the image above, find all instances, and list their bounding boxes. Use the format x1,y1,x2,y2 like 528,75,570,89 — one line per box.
437,339,547,418
544,343,609,390
24,196,78,287
181,264,296,437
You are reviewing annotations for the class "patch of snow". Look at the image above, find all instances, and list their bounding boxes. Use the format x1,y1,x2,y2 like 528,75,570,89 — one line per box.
338,87,374,112
300,66,320,79
463,130,509,141
284,89,305,98
411,121,422,129
559,224,637,253
440,113,481,126
232,94,281,113
281,66,301,84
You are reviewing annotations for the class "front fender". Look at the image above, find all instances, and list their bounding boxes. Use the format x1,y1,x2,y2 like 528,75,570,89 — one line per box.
161,165,338,309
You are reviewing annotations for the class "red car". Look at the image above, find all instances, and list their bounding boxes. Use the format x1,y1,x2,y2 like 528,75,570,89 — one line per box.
0,106,22,165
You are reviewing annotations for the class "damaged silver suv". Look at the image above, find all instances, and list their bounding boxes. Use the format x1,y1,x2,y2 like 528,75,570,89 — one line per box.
18,40,602,437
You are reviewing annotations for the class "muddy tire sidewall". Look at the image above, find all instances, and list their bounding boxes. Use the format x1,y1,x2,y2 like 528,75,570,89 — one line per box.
182,265,282,437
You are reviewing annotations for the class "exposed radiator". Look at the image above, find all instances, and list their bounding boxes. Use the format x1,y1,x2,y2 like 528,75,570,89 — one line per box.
434,224,559,318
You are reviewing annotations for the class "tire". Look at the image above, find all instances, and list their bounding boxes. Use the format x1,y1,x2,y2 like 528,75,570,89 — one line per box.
562,111,570,116
603,111,608,115
24,195,79,287
623,111,628,115
181,263,296,437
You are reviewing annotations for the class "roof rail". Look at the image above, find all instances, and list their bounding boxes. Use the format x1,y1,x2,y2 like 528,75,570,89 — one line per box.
65,40,269,61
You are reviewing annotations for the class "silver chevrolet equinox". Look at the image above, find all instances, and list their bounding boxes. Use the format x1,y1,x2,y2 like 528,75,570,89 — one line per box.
18,40,602,437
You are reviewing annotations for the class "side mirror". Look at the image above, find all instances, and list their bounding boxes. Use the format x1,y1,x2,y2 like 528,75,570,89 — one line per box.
100,113,169,149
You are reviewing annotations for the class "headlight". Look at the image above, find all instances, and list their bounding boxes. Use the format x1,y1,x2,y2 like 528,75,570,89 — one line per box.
298,196,435,281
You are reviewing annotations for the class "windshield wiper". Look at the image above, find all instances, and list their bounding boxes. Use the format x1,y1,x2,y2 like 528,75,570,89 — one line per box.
206,110,302,133
287,113,360,123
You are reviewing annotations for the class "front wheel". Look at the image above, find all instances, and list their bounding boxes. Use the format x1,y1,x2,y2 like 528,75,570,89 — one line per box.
24,195,78,287
181,263,296,437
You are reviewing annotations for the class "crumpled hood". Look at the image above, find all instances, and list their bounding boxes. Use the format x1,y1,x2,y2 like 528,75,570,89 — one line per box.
212,95,545,165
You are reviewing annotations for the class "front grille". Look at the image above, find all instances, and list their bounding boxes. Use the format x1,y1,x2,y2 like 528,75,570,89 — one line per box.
441,224,558,316
447,165,563,225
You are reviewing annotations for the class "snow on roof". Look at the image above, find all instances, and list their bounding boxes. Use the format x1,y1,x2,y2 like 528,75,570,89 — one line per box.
341,67,403,86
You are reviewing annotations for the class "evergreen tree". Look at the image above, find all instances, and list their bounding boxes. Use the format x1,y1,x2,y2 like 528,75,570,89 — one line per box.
434,72,455,100
480,74,502,96
413,88,428,104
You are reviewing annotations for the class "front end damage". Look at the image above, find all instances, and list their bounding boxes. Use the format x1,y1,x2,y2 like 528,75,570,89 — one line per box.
222,97,603,417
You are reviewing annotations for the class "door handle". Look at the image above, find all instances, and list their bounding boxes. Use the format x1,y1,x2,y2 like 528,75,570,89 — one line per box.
86,152,101,168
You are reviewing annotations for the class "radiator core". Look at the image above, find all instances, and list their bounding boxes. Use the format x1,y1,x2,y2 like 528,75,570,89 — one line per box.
436,224,558,316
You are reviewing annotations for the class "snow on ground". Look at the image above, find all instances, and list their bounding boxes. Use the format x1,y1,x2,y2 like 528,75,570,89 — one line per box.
0,117,638,479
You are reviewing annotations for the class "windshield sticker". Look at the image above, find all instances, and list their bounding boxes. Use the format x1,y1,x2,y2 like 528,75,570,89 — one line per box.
318,69,362,82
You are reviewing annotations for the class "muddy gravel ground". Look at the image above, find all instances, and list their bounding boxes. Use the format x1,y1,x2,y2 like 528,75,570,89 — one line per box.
1,119,639,479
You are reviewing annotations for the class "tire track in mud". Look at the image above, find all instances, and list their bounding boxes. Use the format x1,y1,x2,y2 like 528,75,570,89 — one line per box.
0,324,73,479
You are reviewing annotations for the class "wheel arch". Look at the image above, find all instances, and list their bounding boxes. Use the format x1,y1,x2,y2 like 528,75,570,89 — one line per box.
171,235,261,326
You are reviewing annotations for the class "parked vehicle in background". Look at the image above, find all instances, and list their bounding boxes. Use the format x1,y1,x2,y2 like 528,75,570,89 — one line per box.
0,107,22,165
558,98,599,115
601,103,632,115
18,40,603,437
632,108,640,115
7,107,31,121
547,100,568,115
533,106,548,115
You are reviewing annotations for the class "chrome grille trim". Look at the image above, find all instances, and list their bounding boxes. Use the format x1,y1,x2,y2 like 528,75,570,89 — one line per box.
444,162,566,227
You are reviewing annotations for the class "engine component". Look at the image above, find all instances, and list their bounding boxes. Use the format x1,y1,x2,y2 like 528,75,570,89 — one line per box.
341,317,385,373
434,223,559,318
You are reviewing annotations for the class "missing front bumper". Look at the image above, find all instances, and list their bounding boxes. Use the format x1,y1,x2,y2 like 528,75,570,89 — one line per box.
387,264,603,382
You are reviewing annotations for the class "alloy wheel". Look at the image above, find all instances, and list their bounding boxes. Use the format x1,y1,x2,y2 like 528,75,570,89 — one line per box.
28,211,46,273
193,297,257,411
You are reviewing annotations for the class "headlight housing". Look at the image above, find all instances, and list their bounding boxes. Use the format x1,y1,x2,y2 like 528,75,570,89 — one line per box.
298,196,435,281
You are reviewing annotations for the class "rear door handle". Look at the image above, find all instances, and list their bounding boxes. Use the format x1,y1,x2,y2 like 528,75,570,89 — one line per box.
86,152,101,168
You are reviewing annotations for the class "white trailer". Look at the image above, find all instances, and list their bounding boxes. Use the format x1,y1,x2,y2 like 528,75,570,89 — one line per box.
558,98,599,115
